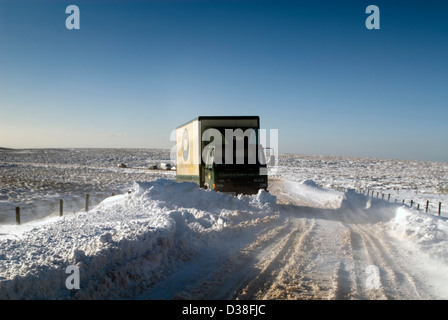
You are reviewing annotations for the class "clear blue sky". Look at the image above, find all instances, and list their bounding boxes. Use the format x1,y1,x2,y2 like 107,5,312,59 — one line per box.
1,0,447,161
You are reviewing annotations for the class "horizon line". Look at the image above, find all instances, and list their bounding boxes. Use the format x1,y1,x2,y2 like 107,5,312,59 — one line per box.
1,146,446,164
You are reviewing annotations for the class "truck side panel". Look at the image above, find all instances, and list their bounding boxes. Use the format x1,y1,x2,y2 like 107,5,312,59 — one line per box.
176,119,202,185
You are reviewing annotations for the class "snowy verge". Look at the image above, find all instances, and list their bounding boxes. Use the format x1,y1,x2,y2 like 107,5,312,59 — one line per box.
389,207,448,263
340,188,448,254
385,207,448,298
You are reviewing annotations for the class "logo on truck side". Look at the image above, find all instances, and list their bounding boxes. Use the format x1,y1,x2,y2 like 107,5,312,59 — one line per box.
182,129,190,161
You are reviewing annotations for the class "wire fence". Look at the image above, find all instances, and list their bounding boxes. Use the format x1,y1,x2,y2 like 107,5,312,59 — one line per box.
0,191,128,225
328,185,444,217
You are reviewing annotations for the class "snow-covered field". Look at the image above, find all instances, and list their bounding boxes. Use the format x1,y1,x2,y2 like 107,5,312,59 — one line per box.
0,148,174,224
0,148,447,299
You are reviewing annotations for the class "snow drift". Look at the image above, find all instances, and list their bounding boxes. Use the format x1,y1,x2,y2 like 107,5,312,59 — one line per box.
0,179,276,299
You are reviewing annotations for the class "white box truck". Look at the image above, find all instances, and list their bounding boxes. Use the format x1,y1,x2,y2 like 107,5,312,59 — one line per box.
175,116,268,195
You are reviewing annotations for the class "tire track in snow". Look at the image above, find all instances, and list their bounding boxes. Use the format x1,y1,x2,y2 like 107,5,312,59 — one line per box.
342,228,388,299
194,218,293,300
356,223,425,299
140,215,287,299
345,222,426,299
330,260,358,299
236,219,316,300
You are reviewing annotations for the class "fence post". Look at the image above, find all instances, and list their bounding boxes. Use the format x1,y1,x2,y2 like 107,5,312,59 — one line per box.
85,194,90,212
426,200,429,213
16,207,20,225
439,202,442,216
60,199,63,217
388,194,391,201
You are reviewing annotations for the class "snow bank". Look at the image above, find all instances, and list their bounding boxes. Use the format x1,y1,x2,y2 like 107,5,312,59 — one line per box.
337,189,448,297
0,179,276,299
386,207,448,297
390,207,448,263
